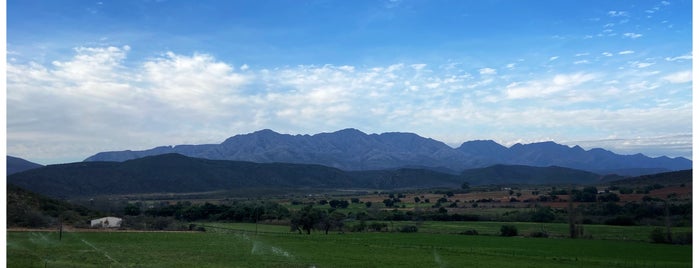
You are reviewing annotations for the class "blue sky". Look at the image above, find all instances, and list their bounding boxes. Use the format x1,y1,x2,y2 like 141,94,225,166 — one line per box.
7,0,693,164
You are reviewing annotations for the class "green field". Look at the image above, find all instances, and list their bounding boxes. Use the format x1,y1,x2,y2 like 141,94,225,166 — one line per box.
8,223,692,267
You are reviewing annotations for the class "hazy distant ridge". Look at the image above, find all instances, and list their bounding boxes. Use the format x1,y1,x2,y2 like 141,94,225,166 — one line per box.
84,129,691,176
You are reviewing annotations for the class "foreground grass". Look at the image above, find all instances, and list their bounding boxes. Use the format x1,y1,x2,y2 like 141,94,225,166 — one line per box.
8,227,691,268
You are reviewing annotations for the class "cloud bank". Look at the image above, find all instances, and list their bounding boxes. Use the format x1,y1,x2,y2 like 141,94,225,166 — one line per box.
7,46,692,163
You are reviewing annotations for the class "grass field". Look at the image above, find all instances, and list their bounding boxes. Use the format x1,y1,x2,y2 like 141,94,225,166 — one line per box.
7,223,692,267
202,221,692,242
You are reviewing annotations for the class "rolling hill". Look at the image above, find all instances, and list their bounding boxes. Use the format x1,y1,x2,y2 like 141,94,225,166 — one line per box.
7,156,43,175
8,154,466,198
7,153,657,199
460,164,624,185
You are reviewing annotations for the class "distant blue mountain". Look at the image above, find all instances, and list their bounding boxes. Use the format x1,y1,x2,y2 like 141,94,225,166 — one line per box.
7,156,43,175
84,129,692,176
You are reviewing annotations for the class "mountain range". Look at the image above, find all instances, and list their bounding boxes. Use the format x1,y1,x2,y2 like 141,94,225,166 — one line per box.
85,129,691,176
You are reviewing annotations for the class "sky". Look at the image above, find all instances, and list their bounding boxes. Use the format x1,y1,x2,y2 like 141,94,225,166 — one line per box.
6,0,693,165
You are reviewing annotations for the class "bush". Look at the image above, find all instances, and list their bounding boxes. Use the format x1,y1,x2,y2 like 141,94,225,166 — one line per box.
673,232,692,245
459,229,479,235
399,225,418,233
500,225,518,237
368,222,388,232
650,228,670,243
604,216,635,226
529,231,549,238
531,207,555,223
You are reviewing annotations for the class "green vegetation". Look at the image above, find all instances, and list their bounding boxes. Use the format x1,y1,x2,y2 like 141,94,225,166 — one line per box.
6,168,692,266
6,184,101,228
8,227,691,267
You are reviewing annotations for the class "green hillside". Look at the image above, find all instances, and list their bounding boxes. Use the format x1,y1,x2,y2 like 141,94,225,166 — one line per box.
461,164,624,185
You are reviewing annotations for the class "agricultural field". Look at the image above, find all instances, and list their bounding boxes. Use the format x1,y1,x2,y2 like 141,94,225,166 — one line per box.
7,171,691,267
7,222,692,267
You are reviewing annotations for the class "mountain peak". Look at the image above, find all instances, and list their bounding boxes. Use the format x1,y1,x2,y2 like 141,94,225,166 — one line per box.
331,128,367,136
252,129,281,135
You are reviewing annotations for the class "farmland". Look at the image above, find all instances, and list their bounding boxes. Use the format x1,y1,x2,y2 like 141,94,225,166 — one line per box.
7,170,692,267
7,222,692,268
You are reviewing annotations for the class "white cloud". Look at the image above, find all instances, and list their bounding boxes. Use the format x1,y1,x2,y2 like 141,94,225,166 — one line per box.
623,32,643,39
618,50,635,55
143,52,248,112
665,53,692,61
662,70,692,83
549,56,559,61
631,62,655,68
574,60,590,65
411,63,427,70
602,52,613,57
6,45,694,163
479,67,496,75
505,72,596,99
608,11,629,17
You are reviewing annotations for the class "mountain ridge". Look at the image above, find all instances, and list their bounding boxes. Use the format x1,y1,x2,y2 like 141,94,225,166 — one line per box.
9,153,466,198
9,153,658,199
84,129,691,176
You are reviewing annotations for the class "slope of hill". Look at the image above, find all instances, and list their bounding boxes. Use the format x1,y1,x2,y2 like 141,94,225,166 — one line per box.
7,184,101,227
606,169,692,187
83,129,691,175
461,165,624,185
8,154,465,198
7,156,43,175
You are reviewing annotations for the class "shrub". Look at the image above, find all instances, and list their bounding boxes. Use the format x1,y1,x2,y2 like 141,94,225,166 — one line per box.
459,229,478,235
500,225,518,237
529,231,549,238
531,207,555,223
650,228,669,243
673,232,692,245
604,216,635,226
399,225,418,233
368,222,388,232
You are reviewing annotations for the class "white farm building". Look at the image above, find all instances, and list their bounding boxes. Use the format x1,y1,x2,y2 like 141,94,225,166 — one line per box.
90,217,122,228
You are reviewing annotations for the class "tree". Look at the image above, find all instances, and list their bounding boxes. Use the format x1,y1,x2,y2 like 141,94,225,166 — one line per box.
597,193,620,202
124,203,141,216
572,186,598,202
383,199,395,208
290,205,324,234
329,199,349,209
531,206,555,222
319,210,346,234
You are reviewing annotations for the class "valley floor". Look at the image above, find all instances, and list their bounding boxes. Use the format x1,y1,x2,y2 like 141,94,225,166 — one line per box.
7,222,692,268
